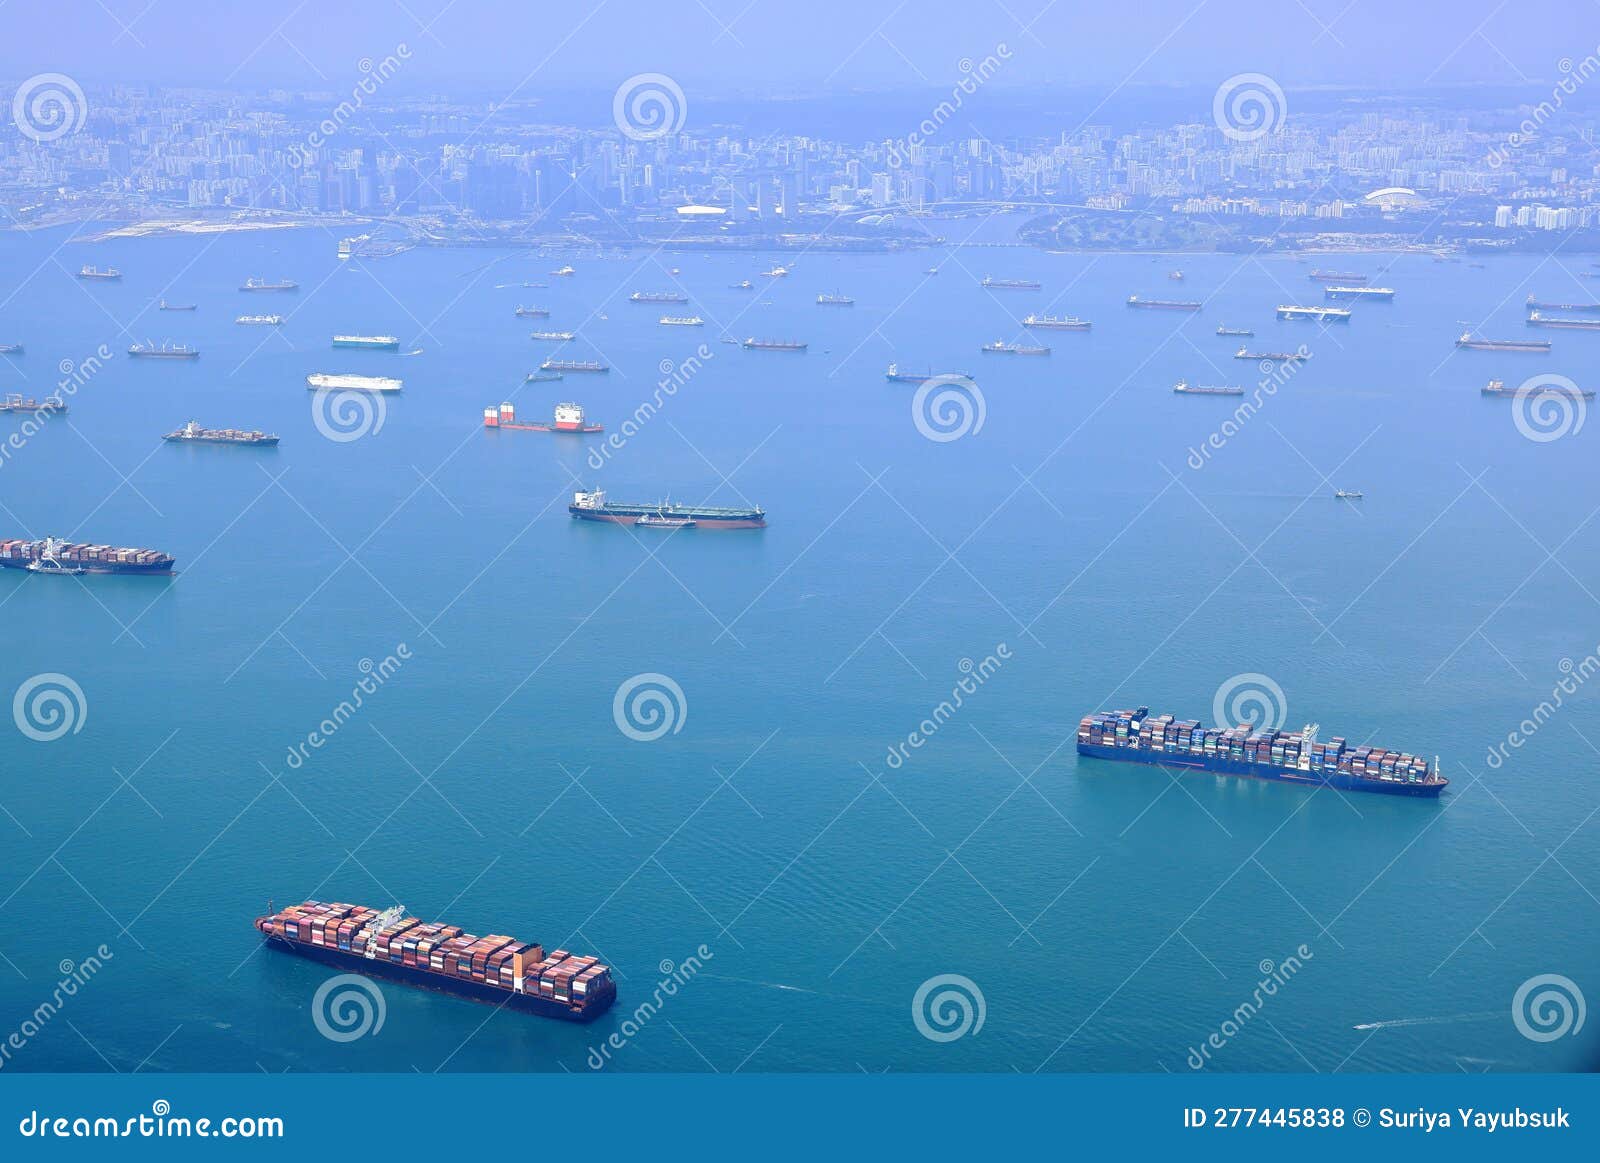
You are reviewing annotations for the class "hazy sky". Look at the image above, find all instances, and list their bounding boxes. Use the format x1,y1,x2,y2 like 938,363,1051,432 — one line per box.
1,0,1595,94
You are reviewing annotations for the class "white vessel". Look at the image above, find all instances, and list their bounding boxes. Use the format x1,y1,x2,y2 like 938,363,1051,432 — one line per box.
305,373,403,392
236,314,284,325
659,316,705,326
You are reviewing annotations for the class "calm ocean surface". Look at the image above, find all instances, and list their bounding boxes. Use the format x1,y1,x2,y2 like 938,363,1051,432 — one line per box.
0,217,1596,1074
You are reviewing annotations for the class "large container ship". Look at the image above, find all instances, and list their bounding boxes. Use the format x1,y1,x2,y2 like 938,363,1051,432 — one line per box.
1456,332,1550,352
1527,295,1600,313
163,420,279,446
128,342,199,359
333,335,401,350
483,402,602,433
1526,313,1600,331
570,489,766,529
240,278,298,292
0,536,175,575
1127,295,1202,311
1277,305,1352,322
1077,706,1447,798
306,373,402,392
0,394,65,414
254,901,616,1023
1482,378,1594,399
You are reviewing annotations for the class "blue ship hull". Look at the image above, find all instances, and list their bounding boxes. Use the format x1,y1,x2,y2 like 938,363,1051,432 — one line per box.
1076,743,1445,798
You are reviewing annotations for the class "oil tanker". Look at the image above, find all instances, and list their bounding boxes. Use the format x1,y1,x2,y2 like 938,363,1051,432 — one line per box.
0,536,175,575
1077,706,1447,798
570,488,766,529
1456,332,1550,352
254,901,616,1023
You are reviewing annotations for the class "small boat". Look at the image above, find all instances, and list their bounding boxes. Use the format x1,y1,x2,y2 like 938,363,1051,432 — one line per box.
1168,270,1185,281
731,280,754,290
551,266,577,277
924,267,940,275
1334,489,1363,500
637,513,696,529
667,268,681,276
760,266,789,278
0,343,22,355
159,301,197,311
24,556,85,576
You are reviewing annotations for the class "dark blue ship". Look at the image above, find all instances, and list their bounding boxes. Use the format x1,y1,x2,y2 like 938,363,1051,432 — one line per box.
1077,707,1446,798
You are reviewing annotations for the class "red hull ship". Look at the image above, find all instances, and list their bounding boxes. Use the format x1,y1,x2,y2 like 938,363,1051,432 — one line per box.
483,402,602,433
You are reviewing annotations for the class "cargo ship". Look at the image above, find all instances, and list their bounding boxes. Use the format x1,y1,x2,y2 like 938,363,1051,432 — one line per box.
1526,312,1600,331
306,373,402,392
484,402,601,433
159,301,197,311
570,489,765,529
253,901,616,1023
1236,346,1308,361
1456,332,1550,352
0,393,65,414
0,343,21,354
530,330,576,341
240,278,298,292
1308,270,1364,284
817,292,854,305
658,316,704,327
1173,379,1243,395
1216,326,1254,337
514,306,551,318
1127,295,1201,311
163,419,279,446
1527,295,1600,313
1482,378,1594,399
1324,286,1395,301
525,371,563,383
540,358,608,373
333,335,401,350
1077,706,1446,798
884,363,971,383
981,340,1050,355
982,277,1041,290
78,265,121,281
236,314,283,326
128,342,199,359
0,536,175,575
1023,314,1091,331
1277,305,1352,322
742,338,807,351
629,291,688,304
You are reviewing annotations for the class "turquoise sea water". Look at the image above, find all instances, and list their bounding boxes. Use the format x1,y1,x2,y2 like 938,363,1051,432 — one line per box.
0,219,1596,1074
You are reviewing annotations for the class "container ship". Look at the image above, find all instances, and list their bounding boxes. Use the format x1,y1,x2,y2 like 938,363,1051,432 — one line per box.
0,536,175,575
1527,295,1600,313
629,291,688,304
253,901,616,1023
1173,380,1243,395
530,330,576,341
78,265,121,281
1308,270,1365,284
484,402,601,433
1456,332,1550,352
1526,313,1600,331
982,277,1041,290
1216,326,1254,337
128,342,199,359
1023,314,1091,331
1236,346,1308,361
817,292,854,306
540,358,608,373
163,420,279,446
306,373,402,392
0,393,65,414
514,306,551,318
1324,286,1395,301
981,340,1050,355
1277,305,1352,322
1077,706,1447,798
570,489,765,529
236,314,283,326
884,363,971,383
333,335,401,350
1482,378,1594,399
743,338,807,351
240,278,298,292
1127,295,1201,311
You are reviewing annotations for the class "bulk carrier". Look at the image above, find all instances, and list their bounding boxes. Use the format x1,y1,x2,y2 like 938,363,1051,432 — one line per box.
1526,295,1600,313
570,489,766,529
1456,332,1550,352
240,278,298,292
0,536,175,575
1077,706,1447,798
254,901,616,1023
982,277,1040,290
1526,313,1600,331
1023,314,1091,331
1277,305,1352,322
1127,295,1202,311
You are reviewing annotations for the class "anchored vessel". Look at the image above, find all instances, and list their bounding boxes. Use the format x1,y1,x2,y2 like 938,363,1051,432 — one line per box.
658,316,704,327
1236,345,1308,361
1308,270,1365,284
1527,313,1600,331
1456,331,1550,352
236,314,283,326
1527,295,1600,313
1334,489,1363,499
306,373,402,392
0,393,65,414
817,292,854,305
1127,295,1201,311
1023,314,1091,331
483,402,601,433
128,342,199,359
0,343,22,354
0,536,175,575
240,278,298,292
159,301,197,311
1173,380,1244,396
885,363,971,383
981,340,1050,355
1277,305,1352,322
514,306,551,318
1216,326,1254,337
569,489,766,529
530,330,576,341
164,419,278,445
78,265,121,280
743,338,807,350
333,335,401,350
540,358,608,373
1324,286,1395,300
629,291,688,304
982,276,1041,290
254,900,616,1023
1077,706,1447,798
1482,377,1594,399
